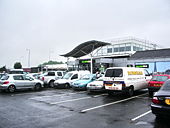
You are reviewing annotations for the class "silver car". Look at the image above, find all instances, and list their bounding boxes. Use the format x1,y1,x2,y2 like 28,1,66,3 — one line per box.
0,74,44,92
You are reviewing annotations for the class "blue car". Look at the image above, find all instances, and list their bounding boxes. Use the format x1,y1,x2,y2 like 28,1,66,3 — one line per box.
72,74,96,90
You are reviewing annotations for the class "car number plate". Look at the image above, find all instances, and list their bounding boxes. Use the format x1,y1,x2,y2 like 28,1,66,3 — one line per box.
154,84,162,87
165,99,170,105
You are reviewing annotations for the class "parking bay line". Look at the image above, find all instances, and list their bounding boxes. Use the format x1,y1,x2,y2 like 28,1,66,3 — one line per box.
80,93,147,113
131,110,152,121
29,91,87,100
49,94,107,105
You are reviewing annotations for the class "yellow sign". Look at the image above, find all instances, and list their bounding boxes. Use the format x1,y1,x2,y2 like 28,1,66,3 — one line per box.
165,99,170,105
128,71,143,75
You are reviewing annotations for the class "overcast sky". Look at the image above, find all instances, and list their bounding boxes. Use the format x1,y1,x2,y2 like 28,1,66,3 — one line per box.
0,0,170,68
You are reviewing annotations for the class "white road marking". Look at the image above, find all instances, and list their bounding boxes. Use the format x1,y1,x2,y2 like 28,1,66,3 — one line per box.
29,91,87,100
50,94,107,105
131,110,152,121
80,93,147,113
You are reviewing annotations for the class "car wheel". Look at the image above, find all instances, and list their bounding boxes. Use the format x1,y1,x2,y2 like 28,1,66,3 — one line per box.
65,83,70,89
8,85,16,93
108,91,115,96
34,84,41,91
127,86,134,97
49,81,54,88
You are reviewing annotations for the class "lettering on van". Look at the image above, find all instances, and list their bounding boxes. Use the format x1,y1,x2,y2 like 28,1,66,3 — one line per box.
127,71,143,75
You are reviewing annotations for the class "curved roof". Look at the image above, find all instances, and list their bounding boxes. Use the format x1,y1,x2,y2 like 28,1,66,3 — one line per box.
61,40,110,58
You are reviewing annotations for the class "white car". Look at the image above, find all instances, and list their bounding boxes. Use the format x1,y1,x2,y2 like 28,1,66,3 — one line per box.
0,74,44,92
54,70,90,88
87,77,105,92
41,71,65,87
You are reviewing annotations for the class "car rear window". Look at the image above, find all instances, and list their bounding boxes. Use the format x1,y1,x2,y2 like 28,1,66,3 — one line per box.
47,72,55,76
105,69,123,77
57,72,62,76
161,80,170,90
151,76,169,82
1,75,9,80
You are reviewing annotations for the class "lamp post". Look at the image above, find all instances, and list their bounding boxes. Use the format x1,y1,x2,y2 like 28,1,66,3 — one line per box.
26,49,30,68
49,50,54,61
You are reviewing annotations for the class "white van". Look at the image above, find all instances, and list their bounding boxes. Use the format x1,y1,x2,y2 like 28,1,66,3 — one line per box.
104,67,151,96
54,70,90,88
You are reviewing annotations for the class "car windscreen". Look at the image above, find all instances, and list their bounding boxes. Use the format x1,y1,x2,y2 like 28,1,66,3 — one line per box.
161,80,170,90
151,76,168,82
105,69,123,77
63,73,73,79
1,75,9,80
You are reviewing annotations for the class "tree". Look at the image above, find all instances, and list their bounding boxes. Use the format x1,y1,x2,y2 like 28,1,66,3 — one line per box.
39,61,64,66
0,66,7,72
14,62,22,69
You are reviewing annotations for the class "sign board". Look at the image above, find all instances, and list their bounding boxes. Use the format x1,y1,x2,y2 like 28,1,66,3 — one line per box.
79,59,95,64
135,64,149,68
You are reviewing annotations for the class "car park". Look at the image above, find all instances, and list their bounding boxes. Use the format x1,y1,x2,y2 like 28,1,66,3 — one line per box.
0,74,44,92
41,71,65,87
54,70,90,88
151,79,170,118
72,74,96,90
148,74,170,96
104,67,151,96
86,77,105,92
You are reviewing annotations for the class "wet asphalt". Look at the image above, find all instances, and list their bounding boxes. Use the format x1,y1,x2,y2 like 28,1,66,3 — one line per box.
0,88,170,128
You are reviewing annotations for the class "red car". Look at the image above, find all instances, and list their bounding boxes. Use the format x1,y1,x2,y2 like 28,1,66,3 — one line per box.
148,74,170,96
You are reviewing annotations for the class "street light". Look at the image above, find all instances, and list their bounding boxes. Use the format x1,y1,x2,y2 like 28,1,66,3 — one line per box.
26,49,30,67
49,50,54,61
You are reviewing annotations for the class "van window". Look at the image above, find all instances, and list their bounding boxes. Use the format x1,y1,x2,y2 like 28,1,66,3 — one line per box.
71,74,78,80
63,73,73,79
105,69,123,77
144,70,150,76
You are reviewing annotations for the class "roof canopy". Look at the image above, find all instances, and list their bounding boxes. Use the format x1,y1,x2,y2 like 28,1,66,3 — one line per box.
129,48,170,60
61,40,110,58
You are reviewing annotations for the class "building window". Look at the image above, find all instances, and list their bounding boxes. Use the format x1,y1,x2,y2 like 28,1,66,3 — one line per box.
114,48,119,52
107,48,112,53
125,46,131,51
133,46,137,51
119,47,125,52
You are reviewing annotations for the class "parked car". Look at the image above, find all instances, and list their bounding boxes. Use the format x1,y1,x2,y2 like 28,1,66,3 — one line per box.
148,74,170,96
42,71,65,87
54,70,90,88
72,74,96,90
151,79,170,117
0,74,44,92
104,67,151,96
87,77,105,92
